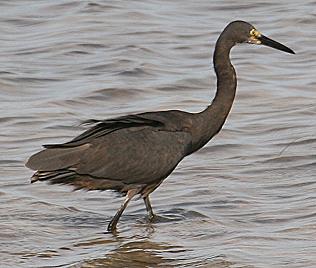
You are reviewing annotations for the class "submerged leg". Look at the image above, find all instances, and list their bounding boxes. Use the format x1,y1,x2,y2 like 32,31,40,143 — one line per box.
107,189,137,232
143,195,155,220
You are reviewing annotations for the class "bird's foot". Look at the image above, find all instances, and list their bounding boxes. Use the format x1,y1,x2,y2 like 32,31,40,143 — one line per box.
106,219,118,234
147,213,156,223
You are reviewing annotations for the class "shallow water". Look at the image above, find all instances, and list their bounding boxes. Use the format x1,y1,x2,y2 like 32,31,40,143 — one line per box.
1,0,316,267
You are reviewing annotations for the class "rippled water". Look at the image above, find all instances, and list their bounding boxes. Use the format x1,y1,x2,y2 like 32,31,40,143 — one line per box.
1,0,315,267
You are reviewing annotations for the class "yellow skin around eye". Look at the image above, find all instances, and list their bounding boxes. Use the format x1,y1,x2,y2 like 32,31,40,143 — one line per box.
249,29,262,44
250,29,261,37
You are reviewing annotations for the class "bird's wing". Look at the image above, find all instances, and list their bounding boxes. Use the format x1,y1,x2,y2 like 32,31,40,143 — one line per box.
43,114,164,148
27,128,192,189
26,111,193,174
26,114,165,170
74,128,192,185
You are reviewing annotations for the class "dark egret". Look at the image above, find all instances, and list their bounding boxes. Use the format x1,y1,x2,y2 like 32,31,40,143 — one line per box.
26,21,295,232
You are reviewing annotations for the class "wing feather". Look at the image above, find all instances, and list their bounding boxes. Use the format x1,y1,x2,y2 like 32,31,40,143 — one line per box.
43,114,164,148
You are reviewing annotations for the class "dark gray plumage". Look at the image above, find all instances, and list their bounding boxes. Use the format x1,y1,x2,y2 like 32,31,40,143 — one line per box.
26,21,295,232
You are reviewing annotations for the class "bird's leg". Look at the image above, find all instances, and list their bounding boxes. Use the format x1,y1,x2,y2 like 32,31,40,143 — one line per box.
107,189,137,232
143,195,155,221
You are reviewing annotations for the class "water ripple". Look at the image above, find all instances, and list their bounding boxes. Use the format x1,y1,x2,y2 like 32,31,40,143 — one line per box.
1,0,315,268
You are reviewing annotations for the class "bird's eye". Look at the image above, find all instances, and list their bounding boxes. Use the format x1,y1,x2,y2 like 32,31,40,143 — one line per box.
250,29,261,38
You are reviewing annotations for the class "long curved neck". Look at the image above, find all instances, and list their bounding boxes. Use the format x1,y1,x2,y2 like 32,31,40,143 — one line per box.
190,35,237,152
211,37,237,115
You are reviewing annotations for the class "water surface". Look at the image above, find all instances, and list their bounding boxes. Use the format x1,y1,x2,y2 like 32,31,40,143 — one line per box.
0,1,315,267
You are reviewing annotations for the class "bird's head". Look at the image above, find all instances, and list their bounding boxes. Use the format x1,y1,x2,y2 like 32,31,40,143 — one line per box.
223,20,295,54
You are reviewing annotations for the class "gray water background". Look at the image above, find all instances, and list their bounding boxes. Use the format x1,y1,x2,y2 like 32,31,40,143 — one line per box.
0,0,315,267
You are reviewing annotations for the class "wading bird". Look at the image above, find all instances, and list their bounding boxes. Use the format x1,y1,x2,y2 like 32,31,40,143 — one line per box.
26,21,295,232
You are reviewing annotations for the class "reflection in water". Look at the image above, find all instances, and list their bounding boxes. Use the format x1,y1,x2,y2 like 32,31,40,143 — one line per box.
79,240,180,268
74,238,236,268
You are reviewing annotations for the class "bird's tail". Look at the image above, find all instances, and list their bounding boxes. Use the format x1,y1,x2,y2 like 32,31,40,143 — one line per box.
31,169,127,192
31,170,77,184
